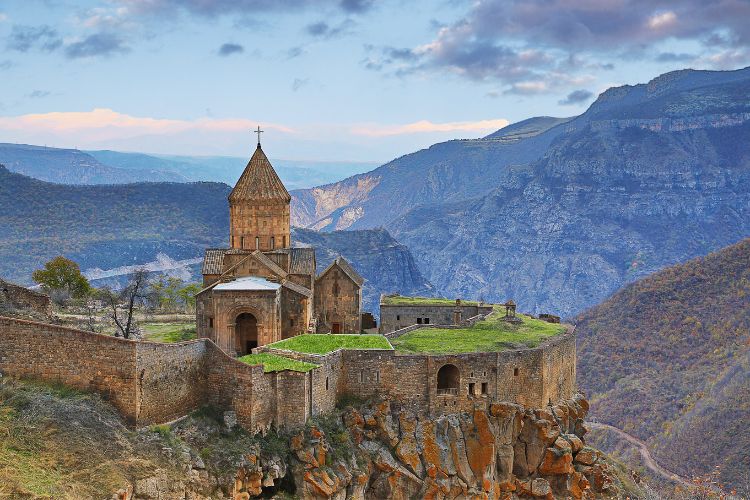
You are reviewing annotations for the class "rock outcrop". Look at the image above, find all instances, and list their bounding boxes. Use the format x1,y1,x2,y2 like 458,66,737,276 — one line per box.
217,394,639,500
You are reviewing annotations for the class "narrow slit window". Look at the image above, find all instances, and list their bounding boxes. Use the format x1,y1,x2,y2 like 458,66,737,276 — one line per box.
359,370,364,383
375,371,380,382
255,236,260,249
270,236,275,249
468,382,475,396
396,315,400,321
325,377,329,391
514,368,519,376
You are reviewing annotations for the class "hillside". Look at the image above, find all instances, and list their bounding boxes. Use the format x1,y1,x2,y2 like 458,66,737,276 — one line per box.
88,150,378,190
0,168,430,311
575,238,750,490
293,66,750,316
0,143,187,184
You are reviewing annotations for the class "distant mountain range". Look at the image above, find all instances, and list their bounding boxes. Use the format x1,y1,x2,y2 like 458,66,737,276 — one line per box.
292,66,750,317
0,166,430,315
0,143,376,190
576,237,750,491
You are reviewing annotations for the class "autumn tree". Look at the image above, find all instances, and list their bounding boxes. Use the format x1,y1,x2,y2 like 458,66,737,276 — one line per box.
32,256,91,304
99,268,153,339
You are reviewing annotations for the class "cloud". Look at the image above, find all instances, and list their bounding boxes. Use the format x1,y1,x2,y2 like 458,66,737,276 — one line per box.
292,78,309,91
655,52,696,62
27,90,51,99
384,0,750,85
114,0,371,18
286,46,304,59
0,13,8,22
65,33,130,59
0,60,13,71
339,0,373,14
305,19,354,39
351,118,510,137
0,108,294,143
6,25,62,52
218,43,244,56
558,89,594,105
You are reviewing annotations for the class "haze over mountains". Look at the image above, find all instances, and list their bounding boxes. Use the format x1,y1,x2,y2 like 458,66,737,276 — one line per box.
0,143,376,190
293,66,750,317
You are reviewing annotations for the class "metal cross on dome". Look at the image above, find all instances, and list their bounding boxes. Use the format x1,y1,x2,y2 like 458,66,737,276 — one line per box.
254,125,264,146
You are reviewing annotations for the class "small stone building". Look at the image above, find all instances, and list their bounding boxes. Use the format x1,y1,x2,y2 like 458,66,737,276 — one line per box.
379,296,493,334
314,257,364,333
196,141,365,356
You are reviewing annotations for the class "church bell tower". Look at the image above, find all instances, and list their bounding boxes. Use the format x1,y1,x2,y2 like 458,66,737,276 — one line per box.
228,128,291,251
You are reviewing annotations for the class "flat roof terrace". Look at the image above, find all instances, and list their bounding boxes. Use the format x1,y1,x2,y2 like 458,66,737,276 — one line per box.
390,309,568,354
381,295,481,306
265,334,393,355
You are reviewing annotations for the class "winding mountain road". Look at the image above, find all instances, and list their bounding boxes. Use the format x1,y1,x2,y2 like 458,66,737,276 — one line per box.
587,422,695,489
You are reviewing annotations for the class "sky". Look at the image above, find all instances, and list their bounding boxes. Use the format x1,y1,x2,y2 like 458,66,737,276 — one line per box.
0,0,749,163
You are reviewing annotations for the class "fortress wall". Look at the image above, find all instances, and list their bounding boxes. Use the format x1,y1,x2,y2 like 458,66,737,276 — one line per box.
341,350,430,412
310,349,343,417
0,316,138,424
541,331,577,405
275,370,310,429
496,349,546,407
134,341,210,426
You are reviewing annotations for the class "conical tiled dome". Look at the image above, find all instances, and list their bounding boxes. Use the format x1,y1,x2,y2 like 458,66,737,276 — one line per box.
229,145,291,203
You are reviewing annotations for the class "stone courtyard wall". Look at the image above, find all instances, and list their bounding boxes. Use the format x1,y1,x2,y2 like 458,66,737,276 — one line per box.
0,316,138,424
135,341,211,425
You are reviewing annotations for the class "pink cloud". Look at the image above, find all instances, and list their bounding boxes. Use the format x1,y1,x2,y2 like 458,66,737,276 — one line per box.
351,118,510,137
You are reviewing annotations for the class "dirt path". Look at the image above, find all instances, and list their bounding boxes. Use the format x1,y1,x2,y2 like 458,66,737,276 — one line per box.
587,422,695,489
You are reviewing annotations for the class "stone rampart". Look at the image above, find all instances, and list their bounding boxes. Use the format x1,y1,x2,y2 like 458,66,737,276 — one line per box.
0,280,51,316
0,315,576,434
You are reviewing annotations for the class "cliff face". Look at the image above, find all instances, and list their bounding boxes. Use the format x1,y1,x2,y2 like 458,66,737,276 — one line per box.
292,67,750,317
292,227,434,316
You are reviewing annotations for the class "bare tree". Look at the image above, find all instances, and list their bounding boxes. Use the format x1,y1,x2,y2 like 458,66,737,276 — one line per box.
99,268,152,339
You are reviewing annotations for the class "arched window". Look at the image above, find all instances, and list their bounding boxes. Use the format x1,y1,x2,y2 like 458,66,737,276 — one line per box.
270,236,275,249
255,236,260,249
437,364,459,395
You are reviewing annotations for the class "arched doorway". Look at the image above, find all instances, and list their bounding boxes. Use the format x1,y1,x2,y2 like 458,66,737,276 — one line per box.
235,313,258,355
437,364,459,395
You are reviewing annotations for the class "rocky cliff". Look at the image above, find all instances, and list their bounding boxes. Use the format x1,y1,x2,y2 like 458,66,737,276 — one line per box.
0,378,646,499
292,67,750,317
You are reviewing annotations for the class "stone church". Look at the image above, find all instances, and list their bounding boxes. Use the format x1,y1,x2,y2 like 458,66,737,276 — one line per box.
196,139,364,356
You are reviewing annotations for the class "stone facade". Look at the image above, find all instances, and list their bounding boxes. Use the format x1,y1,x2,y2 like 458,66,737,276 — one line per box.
379,300,494,334
0,279,51,316
314,258,364,334
196,143,364,355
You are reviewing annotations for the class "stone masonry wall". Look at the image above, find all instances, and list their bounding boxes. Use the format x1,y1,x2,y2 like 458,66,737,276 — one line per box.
0,316,138,424
135,341,210,425
0,280,51,316
379,304,493,334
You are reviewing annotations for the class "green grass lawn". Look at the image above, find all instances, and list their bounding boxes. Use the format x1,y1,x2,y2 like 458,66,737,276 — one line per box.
267,334,392,355
142,322,197,343
381,295,479,306
238,353,319,373
390,312,566,354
